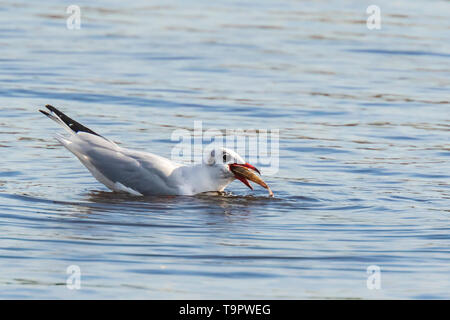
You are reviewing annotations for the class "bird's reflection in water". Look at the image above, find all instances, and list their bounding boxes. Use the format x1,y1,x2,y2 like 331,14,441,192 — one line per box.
195,191,275,217
81,189,275,219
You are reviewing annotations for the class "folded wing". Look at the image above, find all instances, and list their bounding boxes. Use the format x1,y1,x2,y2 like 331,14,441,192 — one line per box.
40,105,182,195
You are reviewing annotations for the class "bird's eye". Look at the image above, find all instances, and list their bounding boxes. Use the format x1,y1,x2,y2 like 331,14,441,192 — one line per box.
223,153,229,163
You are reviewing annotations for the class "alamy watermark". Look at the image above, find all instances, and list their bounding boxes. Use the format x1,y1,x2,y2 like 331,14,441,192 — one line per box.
366,5,381,30
66,5,81,30
170,121,279,175
66,265,81,290
366,265,381,290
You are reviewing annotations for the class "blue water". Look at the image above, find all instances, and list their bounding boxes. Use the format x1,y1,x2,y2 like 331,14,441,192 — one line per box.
0,0,449,299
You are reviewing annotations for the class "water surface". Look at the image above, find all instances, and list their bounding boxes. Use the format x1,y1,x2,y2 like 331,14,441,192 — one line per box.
0,0,449,299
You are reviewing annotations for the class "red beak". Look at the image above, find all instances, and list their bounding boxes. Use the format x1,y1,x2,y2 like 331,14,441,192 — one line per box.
229,163,261,190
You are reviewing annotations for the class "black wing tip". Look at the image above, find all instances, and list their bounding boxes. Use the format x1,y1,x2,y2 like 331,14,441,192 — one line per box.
45,104,61,115
39,109,50,116
40,104,103,138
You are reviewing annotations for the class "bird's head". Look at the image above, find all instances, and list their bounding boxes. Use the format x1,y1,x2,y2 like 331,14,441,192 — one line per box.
204,147,273,196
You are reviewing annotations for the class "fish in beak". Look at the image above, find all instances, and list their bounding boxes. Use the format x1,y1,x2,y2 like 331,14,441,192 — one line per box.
229,163,274,197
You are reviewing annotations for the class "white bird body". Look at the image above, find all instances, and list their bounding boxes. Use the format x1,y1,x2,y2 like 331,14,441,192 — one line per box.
39,105,272,196
55,131,237,196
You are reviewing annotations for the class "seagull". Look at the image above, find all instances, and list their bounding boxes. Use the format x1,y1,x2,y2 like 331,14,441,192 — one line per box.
39,105,273,197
